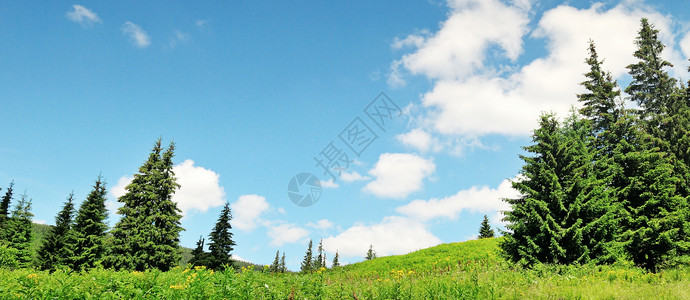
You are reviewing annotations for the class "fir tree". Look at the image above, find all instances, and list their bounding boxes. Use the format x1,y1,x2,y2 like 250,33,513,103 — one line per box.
280,252,287,273
107,139,184,271
189,236,211,267
366,245,376,260
332,251,340,268
300,240,313,273
208,202,236,270
625,18,676,118
0,181,14,234
270,250,280,273
478,215,495,239
70,176,109,270
6,192,33,268
315,239,324,269
37,193,76,271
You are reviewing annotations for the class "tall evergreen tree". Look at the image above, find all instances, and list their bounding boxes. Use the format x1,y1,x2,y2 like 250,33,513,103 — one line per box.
478,215,495,239
332,251,340,268
189,236,211,267
5,192,33,268
579,40,621,138
279,252,286,273
625,18,677,118
208,202,236,270
501,113,605,266
315,239,324,269
70,176,109,270
0,181,14,234
300,240,313,273
107,139,184,271
365,244,376,260
611,113,687,271
270,250,280,273
37,193,76,271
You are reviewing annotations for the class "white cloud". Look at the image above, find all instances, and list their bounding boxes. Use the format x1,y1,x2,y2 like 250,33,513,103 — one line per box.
34,219,46,225
319,179,339,189
267,223,310,246
109,160,226,216
322,216,440,257
173,160,226,215
169,30,190,48
307,219,334,230
363,153,435,199
340,171,369,183
681,32,690,60
396,177,520,223
397,128,440,153
196,19,210,27
231,194,270,231
392,1,686,138
122,21,151,48
66,5,101,27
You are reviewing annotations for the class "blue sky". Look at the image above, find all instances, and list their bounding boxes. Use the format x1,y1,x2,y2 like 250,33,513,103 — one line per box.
2,0,690,271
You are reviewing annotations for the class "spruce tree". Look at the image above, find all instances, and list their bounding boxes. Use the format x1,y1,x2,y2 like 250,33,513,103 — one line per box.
108,139,184,271
37,193,76,271
280,252,286,273
0,181,14,234
332,251,340,268
6,192,33,268
315,239,324,269
625,18,676,118
366,244,376,260
300,240,313,273
270,250,280,273
189,236,211,267
70,176,109,270
208,202,236,270
501,113,602,266
611,113,687,271
478,215,495,239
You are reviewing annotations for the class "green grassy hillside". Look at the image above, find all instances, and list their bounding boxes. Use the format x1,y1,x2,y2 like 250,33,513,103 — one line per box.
5,234,690,298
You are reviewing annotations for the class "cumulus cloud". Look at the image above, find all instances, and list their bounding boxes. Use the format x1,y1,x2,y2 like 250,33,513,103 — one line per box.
363,153,435,199
340,171,369,183
681,32,690,60
322,216,440,257
396,177,520,224
391,1,686,138
109,160,226,216
319,179,339,189
267,223,310,246
307,219,334,230
122,21,151,48
66,5,101,27
169,30,190,48
397,128,441,153
231,194,270,231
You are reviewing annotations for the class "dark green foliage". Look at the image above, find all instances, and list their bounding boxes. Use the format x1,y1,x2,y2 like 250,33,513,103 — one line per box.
280,252,286,273
107,139,184,271
625,18,676,118
366,244,376,260
315,239,325,269
301,240,313,273
332,251,340,268
5,192,33,268
501,113,612,266
270,250,280,273
0,181,14,234
37,193,76,271
578,40,621,138
478,215,494,239
70,177,109,270
208,202,236,270
189,236,212,267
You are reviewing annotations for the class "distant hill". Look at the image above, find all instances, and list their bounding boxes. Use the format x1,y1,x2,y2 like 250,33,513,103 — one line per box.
30,222,262,269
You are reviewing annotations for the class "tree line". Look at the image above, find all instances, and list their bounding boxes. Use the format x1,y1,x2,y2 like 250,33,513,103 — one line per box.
0,138,237,272
501,18,690,272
